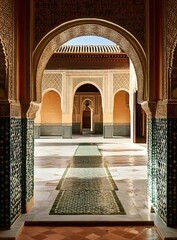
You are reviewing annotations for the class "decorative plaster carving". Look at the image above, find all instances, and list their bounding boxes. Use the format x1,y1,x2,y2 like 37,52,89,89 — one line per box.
34,0,146,49
34,21,146,105
155,100,168,119
113,73,129,93
0,0,14,101
141,101,156,118
27,102,40,118
10,102,21,118
167,0,177,100
42,73,62,95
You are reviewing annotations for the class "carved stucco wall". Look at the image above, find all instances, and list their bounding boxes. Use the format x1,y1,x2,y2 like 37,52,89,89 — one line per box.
34,22,145,104
34,0,146,50
0,0,14,101
166,0,177,99
113,73,129,94
42,73,62,95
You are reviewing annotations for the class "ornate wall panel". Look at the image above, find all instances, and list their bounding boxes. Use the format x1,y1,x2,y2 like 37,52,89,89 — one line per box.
166,0,177,99
155,118,167,224
148,117,177,226
167,118,177,226
42,73,62,96
0,117,11,227
34,0,146,50
0,0,15,100
21,118,34,210
147,118,157,208
10,118,22,224
166,0,177,68
113,73,129,94
0,117,23,228
35,22,145,104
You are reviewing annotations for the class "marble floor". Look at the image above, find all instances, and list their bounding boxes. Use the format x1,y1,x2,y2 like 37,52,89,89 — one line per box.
2,134,177,239
23,135,154,224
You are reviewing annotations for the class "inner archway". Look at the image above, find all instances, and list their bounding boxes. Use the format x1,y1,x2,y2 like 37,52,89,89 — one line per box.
30,18,150,225
73,83,103,135
33,18,147,105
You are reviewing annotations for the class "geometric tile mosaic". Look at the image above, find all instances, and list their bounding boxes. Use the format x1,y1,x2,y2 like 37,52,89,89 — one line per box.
0,117,34,228
50,144,125,215
0,117,22,228
148,117,177,227
21,118,34,212
0,117,11,228
10,118,22,225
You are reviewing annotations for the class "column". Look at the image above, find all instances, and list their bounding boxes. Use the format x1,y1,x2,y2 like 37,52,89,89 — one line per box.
144,100,177,227
103,73,113,138
0,101,22,228
129,60,137,143
142,101,157,212
62,74,73,138
154,101,177,227
21,102,39,213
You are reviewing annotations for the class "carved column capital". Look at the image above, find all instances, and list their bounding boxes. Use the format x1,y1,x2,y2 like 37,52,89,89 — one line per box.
155,100,168,118
27,102,40,118
141,101,156,118
21,101,39,118
0,100,21,117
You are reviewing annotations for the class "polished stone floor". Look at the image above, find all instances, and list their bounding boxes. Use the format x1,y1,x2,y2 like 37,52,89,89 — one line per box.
24,135,154,224
15,135,163,240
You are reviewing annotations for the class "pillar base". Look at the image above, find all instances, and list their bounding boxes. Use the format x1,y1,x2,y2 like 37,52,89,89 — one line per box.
62,125,72,139
103,125,113,138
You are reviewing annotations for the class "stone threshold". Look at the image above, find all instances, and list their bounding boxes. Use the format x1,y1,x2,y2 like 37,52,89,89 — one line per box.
154,215,177,240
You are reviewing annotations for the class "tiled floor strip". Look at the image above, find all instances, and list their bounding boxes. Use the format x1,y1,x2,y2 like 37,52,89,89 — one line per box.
17,225,162,240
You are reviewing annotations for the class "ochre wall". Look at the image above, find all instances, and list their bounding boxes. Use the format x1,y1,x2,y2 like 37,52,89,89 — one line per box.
41,90,62,124
113,91,130,124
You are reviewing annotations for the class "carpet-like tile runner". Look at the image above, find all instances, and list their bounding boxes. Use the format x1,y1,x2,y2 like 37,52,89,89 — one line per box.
50,143,125,215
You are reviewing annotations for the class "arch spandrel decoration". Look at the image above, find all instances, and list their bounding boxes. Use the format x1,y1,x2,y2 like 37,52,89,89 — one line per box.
113,72,130,94
42,73,62,96
33,19,147,105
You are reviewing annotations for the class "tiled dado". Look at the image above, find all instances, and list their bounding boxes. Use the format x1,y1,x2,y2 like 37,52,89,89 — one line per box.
21,118,34,212
0,117,34,228
148,118,177,227
0,117,22,228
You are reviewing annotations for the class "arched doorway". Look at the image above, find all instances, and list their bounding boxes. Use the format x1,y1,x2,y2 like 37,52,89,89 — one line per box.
82,100,92,134
113,90,130,136
37,90,62,136
30,18,149,225
73,83,103,135
33,19,147,105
